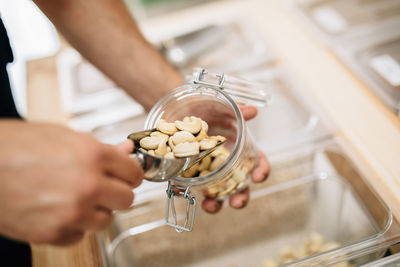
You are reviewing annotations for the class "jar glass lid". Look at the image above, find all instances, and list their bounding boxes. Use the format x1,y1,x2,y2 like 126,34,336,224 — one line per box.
185,68,270,107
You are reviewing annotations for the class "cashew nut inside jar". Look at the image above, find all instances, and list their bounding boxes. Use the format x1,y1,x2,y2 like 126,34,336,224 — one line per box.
143,71,266,201
138,116,226,160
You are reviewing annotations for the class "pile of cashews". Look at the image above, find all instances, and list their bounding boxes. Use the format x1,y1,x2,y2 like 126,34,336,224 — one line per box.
262,232,346,267
201,150,255,199
138,116,255,199
138,116,226,159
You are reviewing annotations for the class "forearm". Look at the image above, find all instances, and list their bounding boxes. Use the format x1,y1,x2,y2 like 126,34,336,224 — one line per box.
34,0,183,111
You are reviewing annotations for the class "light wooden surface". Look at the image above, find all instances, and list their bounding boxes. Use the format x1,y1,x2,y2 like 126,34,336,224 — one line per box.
31,233,103,267
27,0,400,266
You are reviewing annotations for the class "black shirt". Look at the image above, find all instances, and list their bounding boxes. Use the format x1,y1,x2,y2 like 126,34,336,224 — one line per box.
0,16,31,267
0,16,20,118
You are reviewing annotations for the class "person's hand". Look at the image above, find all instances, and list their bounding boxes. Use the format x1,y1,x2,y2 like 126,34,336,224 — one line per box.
0,121,143,245
201,106,270,213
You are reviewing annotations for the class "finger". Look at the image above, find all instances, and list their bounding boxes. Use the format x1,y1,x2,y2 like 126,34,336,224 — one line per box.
77,207,113,231
229,187,250,209
102,144,144,188
91,207,113,230
96,177,135,210
239,105,258,121
49,229,85,246
115,139,134,154
201,198,223,214
251,151,270,183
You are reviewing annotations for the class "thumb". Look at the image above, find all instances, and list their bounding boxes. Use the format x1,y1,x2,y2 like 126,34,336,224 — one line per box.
115,140,134,154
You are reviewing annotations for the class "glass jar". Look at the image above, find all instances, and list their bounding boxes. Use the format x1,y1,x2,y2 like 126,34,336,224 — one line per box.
143,68,267,232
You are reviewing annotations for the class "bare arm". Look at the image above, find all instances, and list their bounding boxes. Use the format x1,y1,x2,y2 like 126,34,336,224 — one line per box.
30,0,270,215
33,0,183,111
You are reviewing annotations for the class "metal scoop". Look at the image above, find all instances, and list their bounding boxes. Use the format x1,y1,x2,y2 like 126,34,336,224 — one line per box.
127,129,225,182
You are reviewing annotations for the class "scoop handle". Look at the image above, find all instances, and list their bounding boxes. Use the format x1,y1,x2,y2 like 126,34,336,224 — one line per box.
129,153,146,169
129,150,186,182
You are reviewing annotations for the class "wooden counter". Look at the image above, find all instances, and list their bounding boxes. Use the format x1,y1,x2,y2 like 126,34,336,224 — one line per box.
28,0,400,266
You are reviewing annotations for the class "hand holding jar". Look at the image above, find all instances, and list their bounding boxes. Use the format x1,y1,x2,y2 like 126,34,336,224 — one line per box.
171,103,269,213
201,105,270,213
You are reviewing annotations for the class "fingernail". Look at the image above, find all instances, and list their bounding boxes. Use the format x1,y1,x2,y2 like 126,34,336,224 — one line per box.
237,198,247,208
202,199,222,214
230,197,246,209
209,203,218,213
211,201,223,213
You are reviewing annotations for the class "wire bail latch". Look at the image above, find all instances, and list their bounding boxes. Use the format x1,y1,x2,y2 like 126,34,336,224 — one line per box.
193,68,226,89
166,181,196,232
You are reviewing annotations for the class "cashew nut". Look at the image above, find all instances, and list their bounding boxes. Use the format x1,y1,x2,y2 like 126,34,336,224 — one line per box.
168,137,175,150
139,148,147,153
139,136,161,150
164,152,175,159
170,131,196,145
218,178,237,196
210,146,230,157
262,260,278,267
195,129,207,142
210,135,227,143
204,185,218,198
175,116,202,134
156,119,178,135
209,152,229,171
279,246,297,262
150,131,169,141
232,168,247,183
181,162,199,178
199,138,218,150
155,138,168,156
304,232,324,254
243,154,256,171
173,142,200,157
195,119,209,141
320,242,340,252
237,181,246,189
200,119,208,132
199,170,211,176
198,155,212,171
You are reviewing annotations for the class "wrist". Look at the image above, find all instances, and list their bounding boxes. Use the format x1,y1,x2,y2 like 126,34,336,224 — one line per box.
124,68,184,112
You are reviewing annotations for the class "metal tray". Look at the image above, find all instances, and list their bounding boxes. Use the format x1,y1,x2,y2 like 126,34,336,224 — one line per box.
291,0,400,42
335,21,400,116
124,0,216,21
160,22,276,74
244,67,332,155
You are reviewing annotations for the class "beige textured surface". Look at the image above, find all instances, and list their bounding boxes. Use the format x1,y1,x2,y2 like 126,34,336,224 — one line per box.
27,0,400,266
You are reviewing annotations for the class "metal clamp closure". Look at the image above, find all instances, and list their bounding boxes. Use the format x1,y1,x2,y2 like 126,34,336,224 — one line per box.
193,68,225,89
165,181,196,232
